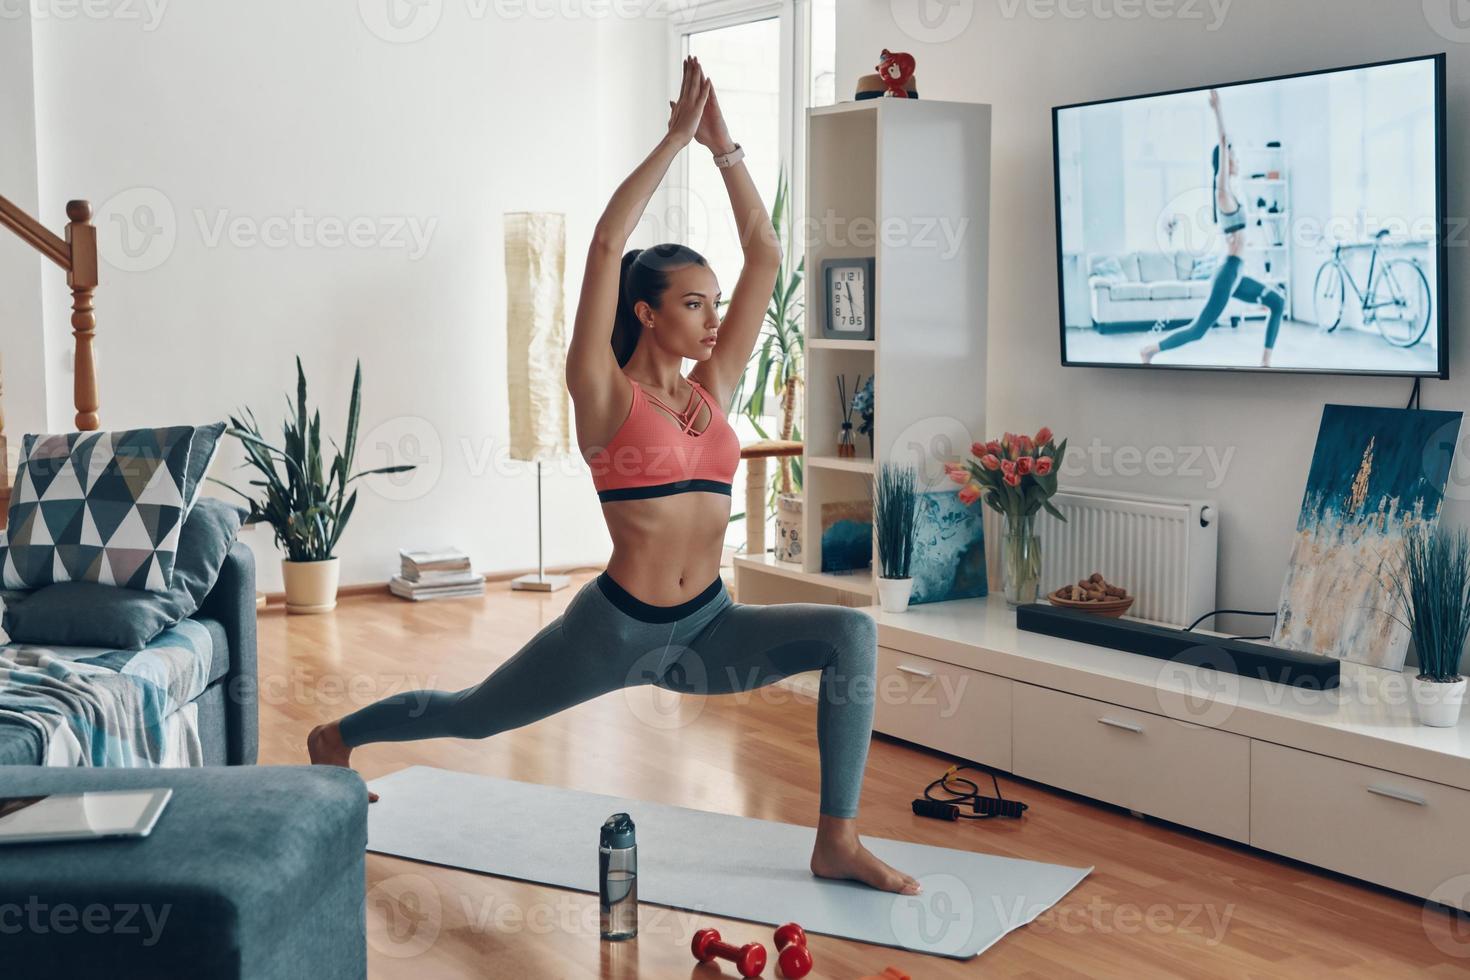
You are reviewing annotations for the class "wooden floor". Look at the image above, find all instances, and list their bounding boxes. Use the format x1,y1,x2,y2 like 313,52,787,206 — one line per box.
258,573,1468,978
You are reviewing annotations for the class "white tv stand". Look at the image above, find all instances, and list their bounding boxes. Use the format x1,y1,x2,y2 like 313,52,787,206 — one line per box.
866,595,1470,912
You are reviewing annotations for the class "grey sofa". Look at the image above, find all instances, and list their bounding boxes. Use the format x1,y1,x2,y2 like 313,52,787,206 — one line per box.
1086,249,1255,332
0,540,259,767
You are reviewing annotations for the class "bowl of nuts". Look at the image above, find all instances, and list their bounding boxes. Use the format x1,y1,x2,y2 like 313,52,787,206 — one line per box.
1047,573,1134,618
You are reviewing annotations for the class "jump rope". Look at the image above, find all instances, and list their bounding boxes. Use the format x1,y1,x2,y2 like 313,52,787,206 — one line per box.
912,764,1028,822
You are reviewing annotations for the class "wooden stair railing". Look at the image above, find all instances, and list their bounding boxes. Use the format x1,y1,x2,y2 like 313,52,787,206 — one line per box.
0,193,99,530
739,440,802,558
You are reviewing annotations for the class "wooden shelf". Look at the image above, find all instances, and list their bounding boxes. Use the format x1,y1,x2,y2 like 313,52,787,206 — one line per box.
808,338,875,351
810,101,881,118
807,455,874,474
732,553,873,597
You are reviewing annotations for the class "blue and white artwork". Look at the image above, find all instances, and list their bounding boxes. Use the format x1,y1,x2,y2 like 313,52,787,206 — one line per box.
820,500,872,573
909,491,988,606
1274,404,1462,671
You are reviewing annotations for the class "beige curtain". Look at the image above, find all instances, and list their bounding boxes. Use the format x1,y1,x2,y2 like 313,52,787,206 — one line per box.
505,212,572,462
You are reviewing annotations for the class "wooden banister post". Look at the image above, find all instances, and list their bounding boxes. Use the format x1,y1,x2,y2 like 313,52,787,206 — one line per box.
745,456,768,556
0,350,7,488
66,200,99,431
739,440,803,558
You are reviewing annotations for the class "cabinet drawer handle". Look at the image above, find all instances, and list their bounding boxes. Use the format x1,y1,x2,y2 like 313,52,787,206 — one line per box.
1097,717,1144,734
1367,784,1427,806
896,664,934,679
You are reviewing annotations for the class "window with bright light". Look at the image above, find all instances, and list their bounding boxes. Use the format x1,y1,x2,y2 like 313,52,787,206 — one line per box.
675,0,835,553
685,19,781,301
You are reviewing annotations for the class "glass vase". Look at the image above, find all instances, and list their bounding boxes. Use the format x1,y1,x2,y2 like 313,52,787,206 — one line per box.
1003,513,1041,606
837,422,856,458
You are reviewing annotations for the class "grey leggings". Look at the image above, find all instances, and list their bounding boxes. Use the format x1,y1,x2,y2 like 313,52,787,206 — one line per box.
338,573,879,819
1158,254,1286,351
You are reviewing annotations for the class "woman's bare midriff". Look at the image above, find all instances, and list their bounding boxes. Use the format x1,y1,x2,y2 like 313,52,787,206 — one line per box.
601,492,730,605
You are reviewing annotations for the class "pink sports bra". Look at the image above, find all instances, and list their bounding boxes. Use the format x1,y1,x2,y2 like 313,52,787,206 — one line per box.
589,375,741,502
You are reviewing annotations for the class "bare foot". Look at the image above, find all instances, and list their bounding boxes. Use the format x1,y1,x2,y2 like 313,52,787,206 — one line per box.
1140,343,1159,364
308,721,379,803
810,823,920,895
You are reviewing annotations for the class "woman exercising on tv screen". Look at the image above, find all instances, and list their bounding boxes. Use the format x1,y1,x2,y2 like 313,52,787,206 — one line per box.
1141,88,1285,367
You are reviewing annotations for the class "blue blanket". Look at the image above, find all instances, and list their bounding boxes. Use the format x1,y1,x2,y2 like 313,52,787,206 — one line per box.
0,618,214,766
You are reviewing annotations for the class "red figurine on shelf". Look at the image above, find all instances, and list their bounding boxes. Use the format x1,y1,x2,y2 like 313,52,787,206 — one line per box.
877,49,916,98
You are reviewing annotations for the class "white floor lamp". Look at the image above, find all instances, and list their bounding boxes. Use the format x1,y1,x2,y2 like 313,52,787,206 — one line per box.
505,211,572,592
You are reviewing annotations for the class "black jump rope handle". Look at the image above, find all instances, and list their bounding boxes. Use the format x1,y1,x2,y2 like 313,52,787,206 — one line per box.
911,796,1027,820
912,799,960,820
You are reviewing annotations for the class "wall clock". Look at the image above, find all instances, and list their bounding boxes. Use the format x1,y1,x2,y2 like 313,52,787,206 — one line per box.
822,257,875,340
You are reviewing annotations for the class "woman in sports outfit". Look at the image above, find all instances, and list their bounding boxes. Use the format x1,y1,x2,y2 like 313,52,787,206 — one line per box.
310,56,919,897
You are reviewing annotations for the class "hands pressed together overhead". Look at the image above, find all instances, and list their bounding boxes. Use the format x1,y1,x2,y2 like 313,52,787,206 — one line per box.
667,55,735,155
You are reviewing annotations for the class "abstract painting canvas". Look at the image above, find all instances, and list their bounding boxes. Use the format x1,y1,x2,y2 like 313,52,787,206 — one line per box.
909,491,988,605
820,500,872,573
1274,404,1461,671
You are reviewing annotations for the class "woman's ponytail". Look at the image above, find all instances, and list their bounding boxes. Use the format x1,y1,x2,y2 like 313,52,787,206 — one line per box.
609,243,708,368
612,249,644,368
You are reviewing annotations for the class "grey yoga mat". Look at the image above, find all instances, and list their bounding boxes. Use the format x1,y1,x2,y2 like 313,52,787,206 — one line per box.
365,766,1091,960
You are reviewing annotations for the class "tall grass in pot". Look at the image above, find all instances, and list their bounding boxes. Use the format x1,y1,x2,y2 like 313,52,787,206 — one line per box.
1386,524,1470,727
874,463,918,612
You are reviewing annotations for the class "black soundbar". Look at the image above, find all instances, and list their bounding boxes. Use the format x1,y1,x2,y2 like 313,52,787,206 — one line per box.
1015,603,1341,690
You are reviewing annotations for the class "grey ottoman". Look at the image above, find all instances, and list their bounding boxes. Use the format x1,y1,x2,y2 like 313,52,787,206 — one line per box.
0,764,367,979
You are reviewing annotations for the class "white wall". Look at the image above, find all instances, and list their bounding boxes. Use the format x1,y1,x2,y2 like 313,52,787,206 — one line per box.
16,2,674,589
841,0,1470,625
0,8,47,472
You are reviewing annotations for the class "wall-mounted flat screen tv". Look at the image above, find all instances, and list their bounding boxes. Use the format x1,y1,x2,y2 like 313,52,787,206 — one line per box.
1053,53,1447,378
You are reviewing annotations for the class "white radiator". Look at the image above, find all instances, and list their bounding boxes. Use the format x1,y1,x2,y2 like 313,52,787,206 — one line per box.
987,487,1218,628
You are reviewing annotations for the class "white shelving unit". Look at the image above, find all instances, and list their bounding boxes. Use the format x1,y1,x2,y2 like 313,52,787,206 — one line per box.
734,99,991,607
1238,143,1291,320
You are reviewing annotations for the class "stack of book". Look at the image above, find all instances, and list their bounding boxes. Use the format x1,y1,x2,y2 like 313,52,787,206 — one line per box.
390,548,486,601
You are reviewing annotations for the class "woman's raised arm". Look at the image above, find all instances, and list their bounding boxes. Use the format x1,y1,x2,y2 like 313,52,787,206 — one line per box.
688,84,781,408
566,57,710,406
1207,89,1232,210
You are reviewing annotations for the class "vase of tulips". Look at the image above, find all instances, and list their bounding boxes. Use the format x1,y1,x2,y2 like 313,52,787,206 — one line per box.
946,428,1068,606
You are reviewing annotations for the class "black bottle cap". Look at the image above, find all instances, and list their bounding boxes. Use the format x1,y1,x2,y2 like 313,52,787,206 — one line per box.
601,812,636,849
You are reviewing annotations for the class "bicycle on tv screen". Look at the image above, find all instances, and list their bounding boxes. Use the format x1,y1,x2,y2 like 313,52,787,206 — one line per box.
1052,54,1447,378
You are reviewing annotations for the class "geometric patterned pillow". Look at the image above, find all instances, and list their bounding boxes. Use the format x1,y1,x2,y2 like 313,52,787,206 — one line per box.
182,421,228,519
1,426,196,593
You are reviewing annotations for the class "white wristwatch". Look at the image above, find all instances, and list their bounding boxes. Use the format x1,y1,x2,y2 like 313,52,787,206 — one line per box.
712,143,745,168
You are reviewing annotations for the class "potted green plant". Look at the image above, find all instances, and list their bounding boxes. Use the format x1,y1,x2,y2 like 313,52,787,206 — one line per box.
211,357,414,614
947,428,1068,606
732,169,804,558
874,463,919,612
1386,523,1470,728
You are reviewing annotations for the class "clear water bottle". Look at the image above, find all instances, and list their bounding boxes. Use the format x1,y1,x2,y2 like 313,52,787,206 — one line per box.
599,812,638,940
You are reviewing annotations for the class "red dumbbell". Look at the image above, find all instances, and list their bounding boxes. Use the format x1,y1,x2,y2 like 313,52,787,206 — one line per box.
691,928,767,978
773,922,812,979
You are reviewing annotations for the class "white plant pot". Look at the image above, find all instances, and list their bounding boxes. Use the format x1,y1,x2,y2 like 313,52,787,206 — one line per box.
1412,675,1467,728
776,493,803,563
282,557,341,614
876,576,913,613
